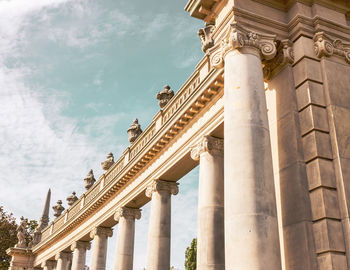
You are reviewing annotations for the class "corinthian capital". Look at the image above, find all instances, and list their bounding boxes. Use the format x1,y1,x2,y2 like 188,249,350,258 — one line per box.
114,207,141,222
145,180,179,198
190,136,224,160
209,22,277,69
314,32,350,64
90,226,113,238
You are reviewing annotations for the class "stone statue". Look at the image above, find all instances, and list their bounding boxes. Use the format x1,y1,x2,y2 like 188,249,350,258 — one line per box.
84,169,96,190
52,200,65,217
156,85,174,108
101,152,114,170
198,24,216,53
66,191,78,206
15,218,27,248
127,118,142,143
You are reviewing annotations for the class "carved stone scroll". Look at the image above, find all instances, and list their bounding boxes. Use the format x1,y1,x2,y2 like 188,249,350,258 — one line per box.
114,207,141,222
314,32,350,64
145,180,179,198
209,22,277,69
190,135,224,160
90,226,113,238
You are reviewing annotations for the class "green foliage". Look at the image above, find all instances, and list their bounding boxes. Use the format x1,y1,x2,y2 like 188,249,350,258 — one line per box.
185,238,197,270
0,206,38,269
0,206,17,269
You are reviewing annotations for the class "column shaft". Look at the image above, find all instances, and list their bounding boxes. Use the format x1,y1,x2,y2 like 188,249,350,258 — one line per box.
194,136,225,270
90,227,113,270
55,252,71,270
145,180,178,270
224,49,281,269
114,208,141,270
71,241,90,270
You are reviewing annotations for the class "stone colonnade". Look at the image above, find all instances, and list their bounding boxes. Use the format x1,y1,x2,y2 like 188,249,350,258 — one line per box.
39,23,283,270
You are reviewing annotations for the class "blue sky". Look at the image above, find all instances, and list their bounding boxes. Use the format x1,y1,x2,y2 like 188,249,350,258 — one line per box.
0,0,204,269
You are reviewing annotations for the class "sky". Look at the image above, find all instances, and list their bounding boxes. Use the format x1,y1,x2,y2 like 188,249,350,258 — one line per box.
0,0,204,269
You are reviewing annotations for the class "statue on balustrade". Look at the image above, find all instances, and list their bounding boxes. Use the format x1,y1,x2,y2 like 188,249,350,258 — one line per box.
84,169,96,190
52,200,65,217
15,218,27,248
127,118,142,143
156,85,174,108
66,191,78,206
101,152,114,170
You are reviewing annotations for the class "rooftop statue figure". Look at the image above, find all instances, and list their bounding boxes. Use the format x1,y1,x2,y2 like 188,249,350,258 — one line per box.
66,191,78,206
101,152,114,170
156,85,174,108
15,217,27,248
84,169,96,190
127,118,142,143
52,200,65,217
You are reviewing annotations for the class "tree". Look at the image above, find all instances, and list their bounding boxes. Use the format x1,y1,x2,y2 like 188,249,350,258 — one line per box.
185,238,197,270
0,207,38,269
0,206,17,269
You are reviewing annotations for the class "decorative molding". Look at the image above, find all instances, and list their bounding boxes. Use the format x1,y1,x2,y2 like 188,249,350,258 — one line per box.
114,207,141,222
55,252,71,261
145,180,179,198
263,39,294,80
314,32,350,64
70,241,91,251
198,24,216,53
90,226,113,238
209,22,277,69
190,135,223,160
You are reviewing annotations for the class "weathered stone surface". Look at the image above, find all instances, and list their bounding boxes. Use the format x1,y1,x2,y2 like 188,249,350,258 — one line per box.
310,188,340,220
306,158,336,190
296,81,326,111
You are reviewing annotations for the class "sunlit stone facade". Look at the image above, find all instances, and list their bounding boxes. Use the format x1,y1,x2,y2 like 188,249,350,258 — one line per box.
7,0,350,269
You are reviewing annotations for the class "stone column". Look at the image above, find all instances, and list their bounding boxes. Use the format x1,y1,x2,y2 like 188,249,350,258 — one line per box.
145,180,179,270
55,252,72,270
71,241,91,270
41,260,56,270
191,135,224,270
210,22,281,269
90,227,113,270
113,207,141,270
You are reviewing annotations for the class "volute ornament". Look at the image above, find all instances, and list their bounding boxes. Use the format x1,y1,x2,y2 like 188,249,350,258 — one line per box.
156,85,174,109
127,118,142,143
145,179,179,198
84,169,96,190
314,32,350,64
114,207,141,222
190,135,224,160
198,24,216,53
66,191,78,206
15,218,27,248
101,152,114,170
209,22,277,69
52,200,65,218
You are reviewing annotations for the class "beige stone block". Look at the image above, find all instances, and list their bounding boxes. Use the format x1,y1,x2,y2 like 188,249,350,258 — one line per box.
296,81,326,111
299,105,329,135
310,188,340,220
313,219,345,253
317,253,348,270
306,158,336,190
277,113,304,170
279,162,312,226
293,36,318,63
293,58,323,87
332,106,350,159
323,59,350,109
302,131,333,162
283,221,317,270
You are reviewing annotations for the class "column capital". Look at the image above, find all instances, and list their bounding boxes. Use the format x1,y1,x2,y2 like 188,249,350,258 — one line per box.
145,180,179,198
191,135,223,161
314,31,350,64
41,260,56,269
209,21,277,69
71,240,91,251
114,207,141,222
90,226,113,239
55,251,72,261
